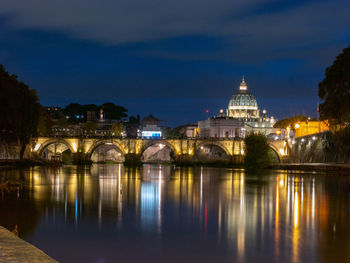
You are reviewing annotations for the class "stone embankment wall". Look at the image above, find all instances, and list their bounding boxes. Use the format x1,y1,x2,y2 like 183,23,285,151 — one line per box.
0,144,20,160
0,226,56,262
0,144,31,160
288,132,350,163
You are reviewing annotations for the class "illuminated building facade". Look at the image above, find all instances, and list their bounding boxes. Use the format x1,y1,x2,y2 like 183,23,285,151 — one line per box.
141,125,162,139
141,114,163,139
198,77,279,138
294,120,329,138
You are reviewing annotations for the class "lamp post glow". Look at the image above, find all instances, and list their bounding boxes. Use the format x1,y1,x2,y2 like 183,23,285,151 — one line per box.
72,142,77,152
33,143,41,152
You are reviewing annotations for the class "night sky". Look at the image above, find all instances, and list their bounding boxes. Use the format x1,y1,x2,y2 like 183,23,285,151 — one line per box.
1,0,350,126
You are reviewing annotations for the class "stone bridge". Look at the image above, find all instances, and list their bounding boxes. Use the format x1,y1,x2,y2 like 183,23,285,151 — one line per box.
32,137,287,163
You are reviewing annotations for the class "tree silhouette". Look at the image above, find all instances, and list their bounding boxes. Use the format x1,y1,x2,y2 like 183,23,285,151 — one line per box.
319,44,350,126
0,65,41,159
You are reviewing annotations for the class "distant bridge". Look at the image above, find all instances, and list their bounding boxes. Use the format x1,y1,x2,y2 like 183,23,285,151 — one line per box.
32,137,287,163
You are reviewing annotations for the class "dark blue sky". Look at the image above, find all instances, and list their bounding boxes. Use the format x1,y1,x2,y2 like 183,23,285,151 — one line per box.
1,0,349,126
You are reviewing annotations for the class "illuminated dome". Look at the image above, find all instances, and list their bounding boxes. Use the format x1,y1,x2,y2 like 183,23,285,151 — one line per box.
228,93,258,108
227,77,259,118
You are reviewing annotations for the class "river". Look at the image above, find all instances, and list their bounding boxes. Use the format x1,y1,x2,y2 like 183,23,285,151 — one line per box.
1,164,350,263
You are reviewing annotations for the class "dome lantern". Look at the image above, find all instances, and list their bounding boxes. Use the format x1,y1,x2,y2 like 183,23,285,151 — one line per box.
239,76,247,91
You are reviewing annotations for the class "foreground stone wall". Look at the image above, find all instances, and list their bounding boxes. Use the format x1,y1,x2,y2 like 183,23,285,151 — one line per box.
0,144,32,160
287,132,350,163
0,226,56,262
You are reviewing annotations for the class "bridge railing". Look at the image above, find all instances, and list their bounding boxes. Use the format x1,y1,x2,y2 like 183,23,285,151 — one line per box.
37,134,247,141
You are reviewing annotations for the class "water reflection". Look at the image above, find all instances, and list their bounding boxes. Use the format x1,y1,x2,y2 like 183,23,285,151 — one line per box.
1,165,350,262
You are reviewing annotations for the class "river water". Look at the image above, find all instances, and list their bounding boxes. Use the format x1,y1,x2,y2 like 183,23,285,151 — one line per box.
1,164,350,263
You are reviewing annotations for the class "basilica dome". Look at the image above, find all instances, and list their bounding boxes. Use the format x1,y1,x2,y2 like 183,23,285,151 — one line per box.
228,92,258,109
227,77,259,118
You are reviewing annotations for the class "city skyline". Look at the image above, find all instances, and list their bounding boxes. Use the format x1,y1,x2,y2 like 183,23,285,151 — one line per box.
1,0,350,126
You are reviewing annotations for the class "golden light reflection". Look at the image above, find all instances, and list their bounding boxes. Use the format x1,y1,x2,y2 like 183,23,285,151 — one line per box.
275,184,280,261
21,165,334,263
294,188,299,229
293,184,300,263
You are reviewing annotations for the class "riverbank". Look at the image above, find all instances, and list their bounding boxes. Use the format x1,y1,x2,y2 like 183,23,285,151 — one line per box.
0,226,56,262
272,163,350,173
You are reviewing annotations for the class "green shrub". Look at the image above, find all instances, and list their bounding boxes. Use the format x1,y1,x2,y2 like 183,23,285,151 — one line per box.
244,133,272,170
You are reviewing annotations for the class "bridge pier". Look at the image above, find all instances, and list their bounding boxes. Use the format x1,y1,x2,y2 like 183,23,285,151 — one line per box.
71,152,92,165
124,153,142,165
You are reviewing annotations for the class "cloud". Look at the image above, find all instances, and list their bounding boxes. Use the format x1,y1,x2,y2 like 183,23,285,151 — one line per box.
0,0,258,43
1,0,349,91
1,0,349,49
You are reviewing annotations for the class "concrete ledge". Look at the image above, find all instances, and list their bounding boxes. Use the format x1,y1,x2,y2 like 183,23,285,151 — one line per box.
272,163,350,173
0,226,56,263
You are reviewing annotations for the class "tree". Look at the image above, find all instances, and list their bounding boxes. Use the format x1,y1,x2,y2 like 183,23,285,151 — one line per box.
82,122,97,135
244,133,273,170
56,116,69,128
81,104,99,121
63,102,127,122
0,65,41,159
128,115,139,124
274,116,308,129
164,125,187,138
111,123,124,137
63,103,83,123
37,108,53,136
100,102,128,120
319,44,350,126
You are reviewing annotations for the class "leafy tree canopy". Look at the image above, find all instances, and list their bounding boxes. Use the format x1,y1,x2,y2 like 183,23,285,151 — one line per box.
37,108,53,136
63,103,84,123
273,116,308,129
319,44,350,125
82,104,99,114
0,64,41,158
128,115,140,124
82,122,97,135
111,123,124,137
63,102,127,123
244,133,273,170
164,125,189,139
100,102,128,120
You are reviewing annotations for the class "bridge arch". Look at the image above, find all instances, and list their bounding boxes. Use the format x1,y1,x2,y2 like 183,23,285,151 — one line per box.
268,144,282,163
140,140,177,163
87,140,125,163
38,139,74,161
193,142,231,162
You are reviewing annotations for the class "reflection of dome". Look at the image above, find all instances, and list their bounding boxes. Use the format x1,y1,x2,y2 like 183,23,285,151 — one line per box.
227,76,259,118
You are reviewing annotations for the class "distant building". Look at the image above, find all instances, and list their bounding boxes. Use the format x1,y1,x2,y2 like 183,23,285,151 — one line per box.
51,124,82,137
294,120,330,138
141,124,162,139
199,118,244,138
185,125,198,138
198,77,279,138
141,114,161,127
140,114,163,139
